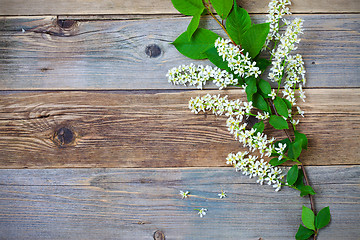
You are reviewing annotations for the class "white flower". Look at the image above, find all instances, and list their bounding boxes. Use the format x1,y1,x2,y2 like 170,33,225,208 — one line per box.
299,84,306,102
268,89,277,100
291,119,299,125
180,190,189,199
196,208,207,217
218,190,227,199
297,106,304,117
275,143,287,154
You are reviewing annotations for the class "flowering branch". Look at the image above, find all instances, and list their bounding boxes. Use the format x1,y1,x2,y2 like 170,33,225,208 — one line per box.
168,0,331,239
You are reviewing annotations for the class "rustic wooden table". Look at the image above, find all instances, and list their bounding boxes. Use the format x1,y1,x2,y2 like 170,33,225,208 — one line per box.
0,0,359,239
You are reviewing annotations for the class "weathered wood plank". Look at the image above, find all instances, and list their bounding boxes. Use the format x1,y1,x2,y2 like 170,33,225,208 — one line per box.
0,0,359,16
0,89,359,168
0,14,359,89
0,166,358,239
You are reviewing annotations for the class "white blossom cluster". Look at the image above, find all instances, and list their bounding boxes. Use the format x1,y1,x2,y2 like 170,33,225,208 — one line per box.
226,116,276,158
167,63,238,90
215,38,261,78
188,94,290,161
265,0,292,46
268,18,304,83
188,94,252,121
268,18,306,122
226,151,284,191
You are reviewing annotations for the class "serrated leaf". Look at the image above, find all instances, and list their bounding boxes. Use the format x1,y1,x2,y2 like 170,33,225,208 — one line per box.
172,28,219,59
171,0,205,16
288,141,302,160
205,47,231,72
300,185,316,197
315,206,331,230
294,130,308,150
302,206,315,230
269,158,288,166
282,98,292,109
274,97,289,118
240,23,270,58
252,93,269,112
287,165,299,185
253,121,264,134
269,115,289,129
245,77,257,101
187,14,201,40
258,78,271,97
226,1,251,45
295,225,315,240
210,0,233,19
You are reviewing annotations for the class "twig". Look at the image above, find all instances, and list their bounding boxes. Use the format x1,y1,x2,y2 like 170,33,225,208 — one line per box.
268,99,316,240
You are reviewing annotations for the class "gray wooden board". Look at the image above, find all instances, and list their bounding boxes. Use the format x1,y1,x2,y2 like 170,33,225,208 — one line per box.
0,166,358,239
0,14,359,89
0,0,359,16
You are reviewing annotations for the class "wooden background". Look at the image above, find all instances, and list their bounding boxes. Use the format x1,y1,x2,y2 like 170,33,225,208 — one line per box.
0,0,359,239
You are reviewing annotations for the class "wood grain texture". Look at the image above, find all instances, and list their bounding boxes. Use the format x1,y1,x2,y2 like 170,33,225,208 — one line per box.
0,89,359,168
0,0,359,16
0,14,359,90
0,166,358,239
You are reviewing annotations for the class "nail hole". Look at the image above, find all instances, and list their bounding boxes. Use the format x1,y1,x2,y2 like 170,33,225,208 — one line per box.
312,61,315,65
145,44,162,58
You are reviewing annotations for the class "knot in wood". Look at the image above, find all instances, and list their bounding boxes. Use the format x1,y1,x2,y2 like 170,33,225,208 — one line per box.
245,115,260,130
145,44,162,58
57,19,76,29
153,230,165,240
53,127,75,146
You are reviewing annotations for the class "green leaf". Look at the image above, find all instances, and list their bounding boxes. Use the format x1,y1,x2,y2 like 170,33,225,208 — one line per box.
210,0,233,19
171,0,205,16
205,47,231,72
295,225,315,240
300,185,316,197
274,97,289,118
315,206,331,230
187,14,201,40
240,23,270,58
253,121,264,134
258,78,271,97
172,28,219,59
269,158,288,166
269,115,289,129
255,57,271,72
288,141,302,160
252,93,269,112
293,169,305,189
287,165,299,185
294,130,308,150
245,77,257,101
302,206,316,230
226,1,251,45
282,98,292,109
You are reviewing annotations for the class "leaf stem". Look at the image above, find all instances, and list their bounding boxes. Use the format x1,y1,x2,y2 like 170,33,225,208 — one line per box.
204,3,238,47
